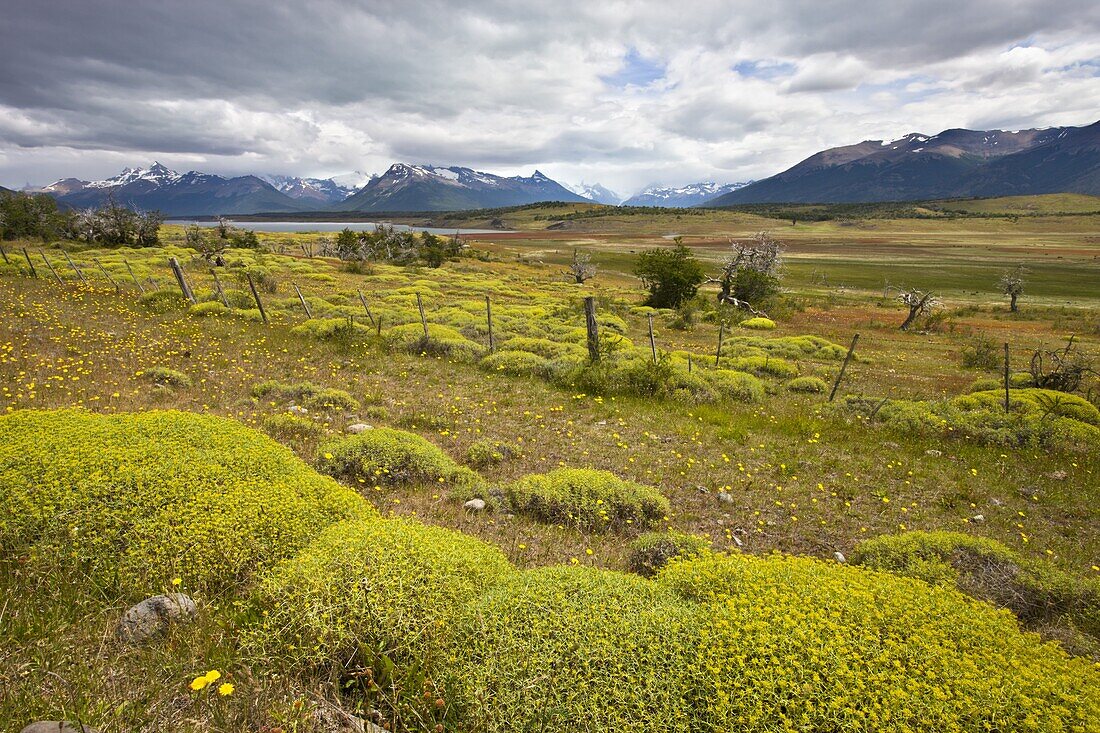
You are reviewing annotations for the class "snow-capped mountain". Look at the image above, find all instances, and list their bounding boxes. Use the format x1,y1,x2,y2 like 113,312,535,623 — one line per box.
260,175,355,205
622,181,752,208
710,122,1100,204
336,163,588,212
565,182,622,205
43,163,308,215
330,170,375,190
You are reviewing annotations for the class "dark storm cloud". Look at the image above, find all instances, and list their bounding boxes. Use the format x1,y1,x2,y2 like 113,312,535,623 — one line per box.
1,1,1098,191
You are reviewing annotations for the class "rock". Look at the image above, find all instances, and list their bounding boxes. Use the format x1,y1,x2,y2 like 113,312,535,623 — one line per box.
990,498,1004,507
463,498,487,512
925,449,942,457
717,491,734,505
833,551,846,563
346,423,373,434
288,405,308,416
971,514,985,523
116,593,196,644
732,536,743,548
21,723,100,733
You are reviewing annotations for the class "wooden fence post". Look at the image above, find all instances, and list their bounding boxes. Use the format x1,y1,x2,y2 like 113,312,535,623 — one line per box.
584,296,600,362
648,313,657,363
688,355,693,373
828,333,860,402
125,260,145,293
63,251,86,283
1003,343,1010,413
357,289,376,325
485,295,495,353
93,258,119,291
22,248,38,278
0,243,9,264
715,322,725,367
40,253,63,284
416,292,429,339
245,272,268,324
210,269,228,306
376,315,383,337
293,283,313,319
168,257,195,302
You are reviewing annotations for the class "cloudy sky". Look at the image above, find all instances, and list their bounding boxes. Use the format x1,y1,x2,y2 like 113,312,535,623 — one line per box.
2,1,1099,194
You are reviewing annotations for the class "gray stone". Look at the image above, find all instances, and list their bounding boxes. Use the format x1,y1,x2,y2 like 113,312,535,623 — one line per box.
971,514,985,523
732,536,744,548
116,593,196,644
717,491,734,505
833,551,847,563
21,723,100,733
925,449,943,457
346,423,373,434
288,404,308,415
463,498,487,512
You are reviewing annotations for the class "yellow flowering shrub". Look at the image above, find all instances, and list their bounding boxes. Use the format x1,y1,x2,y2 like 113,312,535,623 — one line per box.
502,468,669,532
249,517,513,666
317,427,482,488
739,316,776,330
0,410,373,598
628,529,710,577
952,388,1100,426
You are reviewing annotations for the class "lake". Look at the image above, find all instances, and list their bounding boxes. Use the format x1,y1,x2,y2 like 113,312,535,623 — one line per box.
174,220,503,235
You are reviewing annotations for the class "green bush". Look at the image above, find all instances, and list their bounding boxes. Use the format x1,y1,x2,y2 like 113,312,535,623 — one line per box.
854,531,1100,656
262,413,325,441
464,439,519,468
968,373,1034,392
739,316,776,330
189,300,227,317
787,375,828,393
301,387,361,413
139,366,192,388
498,336,586,360
479,350,549,377
658,551,1100,731
443,566,699,732
0,410,371,598
251,380,321,402
138,289,187,313
290,317,370,341
502,468,669,532
628,529,710,577
249,517,513,666
722,354,798,378
317,428,481,488
953,388,1100,426
707,369,765,402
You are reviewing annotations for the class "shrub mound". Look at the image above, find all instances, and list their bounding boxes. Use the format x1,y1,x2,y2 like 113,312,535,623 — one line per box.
854,531,1100,656
440,556,1100,732
139,366,192,388
628,529,710,577
479,349,548,376
0,410,371,597
291,317,370,340
250,517,513,666
317,427,481,488
706,369,765,402
502,468,669,532
787,375,828,393
739,316,776,330
953,388,1100,426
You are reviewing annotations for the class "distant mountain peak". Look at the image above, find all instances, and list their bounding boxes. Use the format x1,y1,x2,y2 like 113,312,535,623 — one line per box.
565,181,622,205
622,180,752,208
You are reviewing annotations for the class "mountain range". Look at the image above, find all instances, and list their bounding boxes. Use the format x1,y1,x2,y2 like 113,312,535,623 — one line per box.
710,121,1100,205
566,182,623,205
623,181,751,207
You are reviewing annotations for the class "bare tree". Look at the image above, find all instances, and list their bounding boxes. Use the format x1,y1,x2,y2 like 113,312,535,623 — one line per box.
896,289,940,331
188,224,227,265
705,230,782,316
998,265,1026,313
563,249,597,283
1030,335,1095,393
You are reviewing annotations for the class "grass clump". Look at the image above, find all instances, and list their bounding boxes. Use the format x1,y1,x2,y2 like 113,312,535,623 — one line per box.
501,467,669,532
479,349,548,376
138,289,187,313
721,354,798,378
252,379,359,412
628,529,710,577
707,369,765,402
953,387,1100,426
854,531,1100,657
739,316,776,330
139,365,192,388
249,517,513,666
787,375,828,393
189,300,227,317
290,317,370,341
261,412,325,441
301,387,361,413
0,410,371,598
317,427,481,488
464,439,519,468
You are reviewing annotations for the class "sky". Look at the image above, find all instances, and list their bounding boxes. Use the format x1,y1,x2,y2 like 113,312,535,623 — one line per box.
1,0,1099,195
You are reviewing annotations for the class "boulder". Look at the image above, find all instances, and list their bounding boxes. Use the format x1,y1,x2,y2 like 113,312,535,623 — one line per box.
288,405,308,416
116,593,196,644
346,423,374,434
463,498,487,512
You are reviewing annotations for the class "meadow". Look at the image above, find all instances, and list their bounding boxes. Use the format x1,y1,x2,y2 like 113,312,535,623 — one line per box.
1,195,1098,731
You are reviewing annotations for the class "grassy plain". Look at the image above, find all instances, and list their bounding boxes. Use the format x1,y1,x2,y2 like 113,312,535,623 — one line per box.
1,193,1098,730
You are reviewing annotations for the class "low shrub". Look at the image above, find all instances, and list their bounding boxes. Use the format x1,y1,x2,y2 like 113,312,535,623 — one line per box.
628,529,710,577
261,413,325,441
139,366,192,388
968,373,1034,392
953,388,1100,426
497,336,586,360
317,428,481,488
722,354,798,378
251,380,321,401
502,468,669,532
189,300,227,317
707,369,765,402
138,289,187,313
290,317,371,341
787,375,828,393
739,316,776,330
479,350,548,377
301,387,361,413
385,323,483,361
0,410,371,598
853,531,1100,657
464,439,519,468
249,517,513,666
